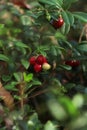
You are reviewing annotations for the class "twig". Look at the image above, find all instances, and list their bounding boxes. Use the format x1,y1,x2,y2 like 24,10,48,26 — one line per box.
85,24,87,40
79,24,87,43
28,89,48,99
79,25,85,43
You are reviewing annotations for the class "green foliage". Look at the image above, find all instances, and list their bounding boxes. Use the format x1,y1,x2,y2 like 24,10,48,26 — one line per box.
0,0,87,130
76,42,87,52
44,121,57,130
0,54,9,62
73,12,87,22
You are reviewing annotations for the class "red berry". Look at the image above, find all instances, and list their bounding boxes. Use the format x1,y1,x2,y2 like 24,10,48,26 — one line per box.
29,56,36,65
36,55,47,65
72,60,80,66
34,64,42,72
50,17,64,29
65,60,80,67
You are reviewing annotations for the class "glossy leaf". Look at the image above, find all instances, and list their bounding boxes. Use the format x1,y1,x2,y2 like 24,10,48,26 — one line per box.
4,82,18,91
13,72,23,82
21,59,29,69
25,79,42,91
23,72,33,82
66,11,75,25
20,15,32,26
44,121,57,130
59,97,79,117
63,0,79,9
2,75,12,82
73,12,87,22
59,64,72,70
0,54,9,62
76,44,87,52
0,24,4,29
47,97,67,120
72,94,84,108
18,120,29,130
61,11,70,34
39,0,61,8
14,41,29,48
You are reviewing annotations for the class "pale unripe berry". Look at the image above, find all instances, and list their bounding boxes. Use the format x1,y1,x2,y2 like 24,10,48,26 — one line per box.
42,63,51,70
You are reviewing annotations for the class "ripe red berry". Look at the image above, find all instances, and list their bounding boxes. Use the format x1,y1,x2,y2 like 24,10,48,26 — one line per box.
29,56,36,65
36,55,47,65
65,60,80,67
34,64,42,73
50,17,64,29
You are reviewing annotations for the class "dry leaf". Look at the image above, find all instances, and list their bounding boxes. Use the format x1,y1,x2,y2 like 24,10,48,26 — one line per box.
10,0,31,9
0,82,14,110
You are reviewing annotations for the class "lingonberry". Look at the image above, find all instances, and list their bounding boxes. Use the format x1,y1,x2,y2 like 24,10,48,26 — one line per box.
36,55,47,65
34,64,42,73
50,17,64,29
42,63,51,70
65,60,80,67
29,56,36,65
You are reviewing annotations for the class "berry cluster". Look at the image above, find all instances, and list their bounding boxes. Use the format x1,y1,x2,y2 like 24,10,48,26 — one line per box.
50,16,64,29
29,55,51,73
65,60,80,67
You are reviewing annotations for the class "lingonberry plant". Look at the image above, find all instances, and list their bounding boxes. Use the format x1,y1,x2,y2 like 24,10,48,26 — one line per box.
0,0,87,129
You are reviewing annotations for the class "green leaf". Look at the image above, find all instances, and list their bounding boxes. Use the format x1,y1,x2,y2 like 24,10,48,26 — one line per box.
23,73,33,82
66,11,74,25
62,11,70,25
73,12,87,22
4,82,18,91
61,11,70,34
65,41,73,49
2,75,12,82
0,54,9,62
50,46,58,56
63,0,79,9
39,0,61,8
28,113,42,129
72,94,84,108
13,72,23,82
76,44,87,52
26,79,41,90
14,41,29,48
56,0,63,6
32,80,42,86
14,95,21,100
20,15,32,26
18,120,29,130
0,24,4,29
26,11,42,19
44,121,57,130
47,97,67,120
59,64,72,70
21,59,29,69
72,56,87,61
38,45,50,51
59,97,79,117
55,32,66,40
65,23,70,34
60,22,66,34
